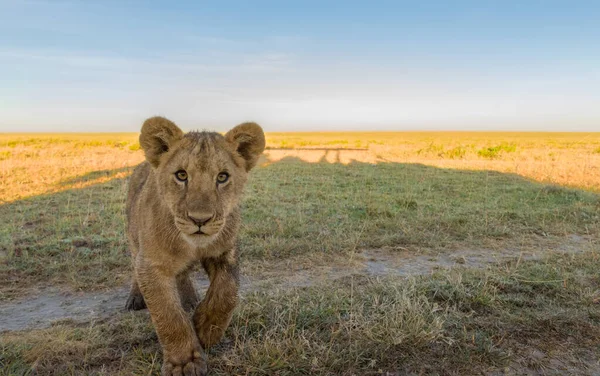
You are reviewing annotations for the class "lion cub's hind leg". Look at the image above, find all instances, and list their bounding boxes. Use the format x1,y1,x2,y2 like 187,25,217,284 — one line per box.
178,273,200,312
126,278,147,311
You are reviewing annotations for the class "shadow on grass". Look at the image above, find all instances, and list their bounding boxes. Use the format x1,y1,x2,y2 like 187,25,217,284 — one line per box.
265,147,369,151
0,157,598,296
0,174,131,297
58,166,133,187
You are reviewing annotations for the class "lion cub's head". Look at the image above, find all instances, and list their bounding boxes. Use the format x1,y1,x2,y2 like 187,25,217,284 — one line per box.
139,116,265,246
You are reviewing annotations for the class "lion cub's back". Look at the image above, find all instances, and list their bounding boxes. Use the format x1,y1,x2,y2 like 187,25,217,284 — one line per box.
126,162,151,215
126,162,152,253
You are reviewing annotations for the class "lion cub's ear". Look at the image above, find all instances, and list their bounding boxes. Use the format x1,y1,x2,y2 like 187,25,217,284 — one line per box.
225,122,266,171
139,116,184,167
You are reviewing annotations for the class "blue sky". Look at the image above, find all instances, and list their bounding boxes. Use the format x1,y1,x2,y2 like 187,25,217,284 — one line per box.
1,0,599,132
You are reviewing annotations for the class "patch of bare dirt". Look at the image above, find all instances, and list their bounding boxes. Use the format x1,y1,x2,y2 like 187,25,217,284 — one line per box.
0,234,594,332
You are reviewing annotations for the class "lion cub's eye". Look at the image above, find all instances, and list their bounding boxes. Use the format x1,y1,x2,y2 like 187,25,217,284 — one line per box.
175,170,188,182
217,172,229,184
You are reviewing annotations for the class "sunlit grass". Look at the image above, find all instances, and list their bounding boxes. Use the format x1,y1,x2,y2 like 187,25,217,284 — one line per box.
2,131,599,205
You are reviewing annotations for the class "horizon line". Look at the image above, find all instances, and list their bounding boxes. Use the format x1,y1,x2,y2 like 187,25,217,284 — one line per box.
2,130,600,135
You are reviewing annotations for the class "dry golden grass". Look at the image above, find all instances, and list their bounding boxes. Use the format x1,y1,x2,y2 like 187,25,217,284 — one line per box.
0,134,141,203
266,131,600,191
2,131,599,205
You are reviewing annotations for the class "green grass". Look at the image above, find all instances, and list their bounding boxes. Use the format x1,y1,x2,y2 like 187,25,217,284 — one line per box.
2,159,599,297
243,160,599,258
477,143,517,159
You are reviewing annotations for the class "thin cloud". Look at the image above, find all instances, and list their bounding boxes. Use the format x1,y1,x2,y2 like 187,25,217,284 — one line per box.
0,48,294,73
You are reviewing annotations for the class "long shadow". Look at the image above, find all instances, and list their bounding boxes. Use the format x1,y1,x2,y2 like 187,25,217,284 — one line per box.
0,173,132,297
1,157,598,296
266,147,368,151
58,166,133,187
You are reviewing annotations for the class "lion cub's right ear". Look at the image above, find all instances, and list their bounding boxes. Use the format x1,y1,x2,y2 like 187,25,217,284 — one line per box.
139,116,184,167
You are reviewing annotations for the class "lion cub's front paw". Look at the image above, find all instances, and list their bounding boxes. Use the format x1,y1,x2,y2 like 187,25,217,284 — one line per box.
161,349,207,376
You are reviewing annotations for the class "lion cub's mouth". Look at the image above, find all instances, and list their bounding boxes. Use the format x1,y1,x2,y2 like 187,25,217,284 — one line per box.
175,216,224,238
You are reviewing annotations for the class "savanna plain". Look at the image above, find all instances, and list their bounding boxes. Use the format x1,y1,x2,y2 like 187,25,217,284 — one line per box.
1,131,599,375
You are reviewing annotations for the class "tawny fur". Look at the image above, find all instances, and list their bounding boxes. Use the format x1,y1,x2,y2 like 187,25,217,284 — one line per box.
125,116,265,376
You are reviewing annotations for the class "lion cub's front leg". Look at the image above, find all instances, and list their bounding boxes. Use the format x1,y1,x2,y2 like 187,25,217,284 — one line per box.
136,262,207,376
194,251,239,348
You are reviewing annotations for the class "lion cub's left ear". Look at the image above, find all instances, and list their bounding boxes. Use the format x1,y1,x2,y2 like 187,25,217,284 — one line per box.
225,122,265,171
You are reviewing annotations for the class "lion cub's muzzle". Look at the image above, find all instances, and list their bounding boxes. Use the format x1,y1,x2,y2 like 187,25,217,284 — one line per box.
174,212,225,237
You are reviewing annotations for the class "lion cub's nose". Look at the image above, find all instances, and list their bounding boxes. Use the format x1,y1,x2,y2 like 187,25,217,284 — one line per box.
187,212,214,227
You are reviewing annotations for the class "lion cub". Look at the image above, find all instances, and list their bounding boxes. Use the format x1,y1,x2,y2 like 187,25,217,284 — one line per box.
125,116,265,376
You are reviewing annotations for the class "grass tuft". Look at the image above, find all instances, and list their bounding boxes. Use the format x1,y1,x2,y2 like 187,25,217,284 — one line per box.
477,143,517,159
